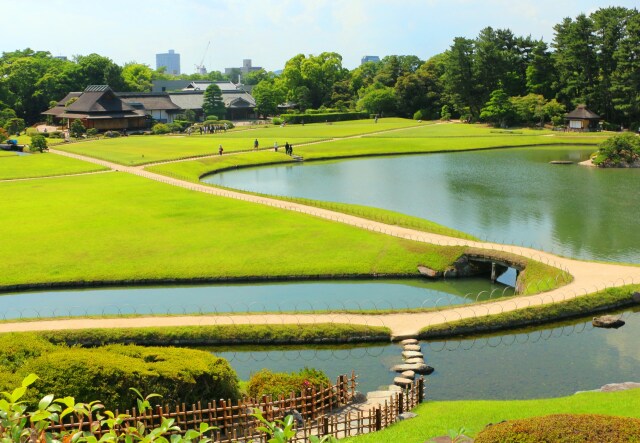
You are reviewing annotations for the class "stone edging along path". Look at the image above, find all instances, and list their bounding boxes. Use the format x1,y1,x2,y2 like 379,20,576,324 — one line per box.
10,147,637,338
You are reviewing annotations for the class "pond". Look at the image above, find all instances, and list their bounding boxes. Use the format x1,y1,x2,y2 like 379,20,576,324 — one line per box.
0,278,512,320
204,309,640,400
203,146,640,263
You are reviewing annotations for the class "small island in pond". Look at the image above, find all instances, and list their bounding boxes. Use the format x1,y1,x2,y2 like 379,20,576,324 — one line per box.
586,133,640,168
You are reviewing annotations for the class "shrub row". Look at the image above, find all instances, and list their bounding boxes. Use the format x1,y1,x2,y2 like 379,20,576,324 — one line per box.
282,112,368,124
247,367,330,399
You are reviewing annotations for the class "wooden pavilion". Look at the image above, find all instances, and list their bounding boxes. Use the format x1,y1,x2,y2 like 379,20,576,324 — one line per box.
565,105,601,132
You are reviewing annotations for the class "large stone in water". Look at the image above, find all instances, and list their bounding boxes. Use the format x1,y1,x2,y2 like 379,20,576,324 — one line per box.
388,385,402,392
399,338,418,346
394,377,413,386
405,357,425,364
592,315,625,329
402,350,424,359
401,370,415,379
391,363,434,375
403,344,421,352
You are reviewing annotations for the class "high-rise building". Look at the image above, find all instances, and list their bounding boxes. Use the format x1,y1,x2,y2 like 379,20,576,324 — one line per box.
361,55,380,65
156,49,181,76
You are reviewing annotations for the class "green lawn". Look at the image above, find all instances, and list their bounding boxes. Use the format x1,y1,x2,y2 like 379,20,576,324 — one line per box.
0,173,467,289
0,151,17,157
0,153,108,180
55,136,323,166
343,389,640,442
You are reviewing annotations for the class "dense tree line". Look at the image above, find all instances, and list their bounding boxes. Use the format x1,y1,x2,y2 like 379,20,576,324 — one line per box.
0,6,638,129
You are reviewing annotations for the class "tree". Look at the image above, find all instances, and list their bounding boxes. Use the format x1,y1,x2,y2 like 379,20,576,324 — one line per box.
510,94,547,126
29,134,48,152
480,88,515,127
202,84,226,119
253,79,286,117
75,53,125,90
542,99,566,126
69,119,86,138
4,117,25,135
526,42,556,98
356,85,397,115
122,63,153,92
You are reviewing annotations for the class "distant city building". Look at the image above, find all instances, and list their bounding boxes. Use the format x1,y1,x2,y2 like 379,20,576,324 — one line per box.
156,49,181,76
224,59,262,78
361,55,380,65
53,55,68,61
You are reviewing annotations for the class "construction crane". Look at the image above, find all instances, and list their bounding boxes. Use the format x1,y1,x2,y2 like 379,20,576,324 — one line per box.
194,41,210,75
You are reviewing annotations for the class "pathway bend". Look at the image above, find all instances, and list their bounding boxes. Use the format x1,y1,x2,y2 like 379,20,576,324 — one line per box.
28,148,640,337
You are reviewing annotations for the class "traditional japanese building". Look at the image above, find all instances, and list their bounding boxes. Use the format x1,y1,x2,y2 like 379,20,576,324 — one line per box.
43,85,147,130
565,105,601,132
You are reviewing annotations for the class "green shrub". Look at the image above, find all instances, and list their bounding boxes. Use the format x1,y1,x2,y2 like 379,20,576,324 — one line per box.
86,128,98,137
49,131,63,139
272,117,283,125
0,333,57,372
592,132,640,166
281,112,368,124
104,130,121,138
25,128,39,137
152,123,171,135
413,110,423,120
205,115,219,121
247,367,330,399
20,344,239,410
475,414,640,443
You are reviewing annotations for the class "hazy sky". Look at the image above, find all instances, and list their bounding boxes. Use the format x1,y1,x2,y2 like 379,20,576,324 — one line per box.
3,0,637,73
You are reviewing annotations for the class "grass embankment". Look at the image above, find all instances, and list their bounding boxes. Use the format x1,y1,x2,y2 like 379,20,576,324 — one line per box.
0,172,465,289
29,323,391,347
0,153,109,180
56,136,323,166
419,284,640,338
342,389,640,442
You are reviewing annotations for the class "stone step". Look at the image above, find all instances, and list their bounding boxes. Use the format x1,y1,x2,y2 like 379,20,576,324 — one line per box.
401,370,415,379
394,377,413,387
399,338,418,346
402,350,424,359
391,363,434,375
403,344,421,352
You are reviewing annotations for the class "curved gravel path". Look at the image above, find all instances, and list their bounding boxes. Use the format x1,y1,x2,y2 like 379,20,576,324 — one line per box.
13,148,637,338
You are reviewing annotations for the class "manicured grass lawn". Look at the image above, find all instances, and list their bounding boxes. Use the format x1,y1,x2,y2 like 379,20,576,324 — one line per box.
0,173,467,288
0,153,108,180
56,136,322,166
343,389,640,442
0,151,17,157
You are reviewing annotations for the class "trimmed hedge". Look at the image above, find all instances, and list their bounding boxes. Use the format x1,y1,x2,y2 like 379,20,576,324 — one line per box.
282,112,368,124
18,345,239,410
36,324,392,347
247,367,330,399
0,333,56,371
475,414,640,442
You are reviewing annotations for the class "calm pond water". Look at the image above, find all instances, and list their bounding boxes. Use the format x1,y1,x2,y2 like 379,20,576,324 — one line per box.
0,278,512,320
206,309,640,400
203,146,640,263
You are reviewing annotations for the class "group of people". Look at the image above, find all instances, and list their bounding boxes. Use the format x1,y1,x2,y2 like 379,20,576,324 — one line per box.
283,142,294,156
188,123,228,136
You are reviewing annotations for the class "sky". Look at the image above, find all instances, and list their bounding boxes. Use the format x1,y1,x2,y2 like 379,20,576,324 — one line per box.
3,0,638,73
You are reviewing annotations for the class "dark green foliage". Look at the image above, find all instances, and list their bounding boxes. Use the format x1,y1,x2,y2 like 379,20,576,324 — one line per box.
69,119,86,138
19,345,239,410
475,414,640,442
592,132,640,166
29,134,48,152
202,84,226,120
282,112,368,124
152,123,170,135
86,128,98,137
247,367,330,399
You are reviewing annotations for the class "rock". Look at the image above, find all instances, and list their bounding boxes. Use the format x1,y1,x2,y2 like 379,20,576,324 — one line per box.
388,385,403,392
400,338,418,346
391,363,434,375
366,390,394,400
402,350,424,359
352,391,367,403
592,315,625,329
394,377,413,386
418,265,441,278
402,370,415,379
403,344,421,352
405,357,425,364
397,412,417,421
632,292,640,303
285,409,304,428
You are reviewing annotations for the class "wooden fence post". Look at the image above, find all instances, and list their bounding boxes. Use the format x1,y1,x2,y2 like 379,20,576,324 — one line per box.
375,407,382,431
398,391,404,415
418,377,425,403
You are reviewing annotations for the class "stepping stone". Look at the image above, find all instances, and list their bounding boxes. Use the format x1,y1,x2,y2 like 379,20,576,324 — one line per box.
366,390,394,400
394,377,413,387
405,357,425,364
391,363,432,374
388,385,402,392
399,338,418,346
398,412,418,421
402,350,424,359
401,370,415,379
403,344,421,352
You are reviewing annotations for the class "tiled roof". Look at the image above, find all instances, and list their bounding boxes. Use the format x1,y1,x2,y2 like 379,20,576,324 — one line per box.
117,93,182,111
565,105,600,120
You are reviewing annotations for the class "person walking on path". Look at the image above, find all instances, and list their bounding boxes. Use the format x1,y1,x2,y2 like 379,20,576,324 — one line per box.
285,142,290,155
254,139,259,150
219,145,224,156
274,141,279,152
289,144,294,156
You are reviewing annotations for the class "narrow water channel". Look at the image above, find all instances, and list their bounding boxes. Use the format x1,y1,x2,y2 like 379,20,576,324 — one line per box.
204,309,640,400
